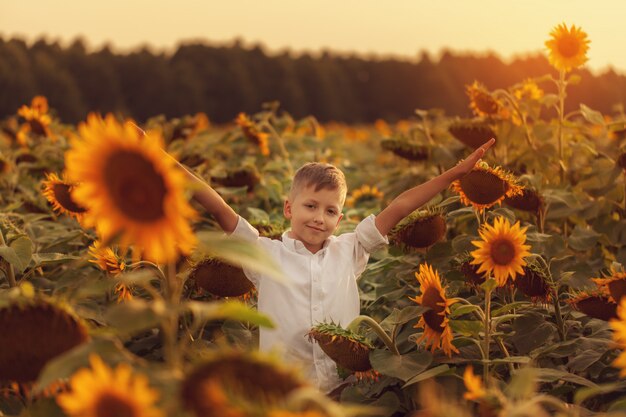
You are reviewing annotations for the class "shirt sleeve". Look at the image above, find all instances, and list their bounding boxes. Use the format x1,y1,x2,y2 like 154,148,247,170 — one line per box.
354,214,389,253
228,215,262,286
353,214,388,278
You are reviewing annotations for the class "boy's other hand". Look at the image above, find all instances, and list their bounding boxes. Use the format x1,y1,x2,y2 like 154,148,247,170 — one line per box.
451,138,495,180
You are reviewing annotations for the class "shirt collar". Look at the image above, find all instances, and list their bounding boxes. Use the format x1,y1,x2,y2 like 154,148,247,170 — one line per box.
281,230,331,255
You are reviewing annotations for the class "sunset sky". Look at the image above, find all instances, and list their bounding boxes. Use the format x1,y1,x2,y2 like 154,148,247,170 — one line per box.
2,0,624,74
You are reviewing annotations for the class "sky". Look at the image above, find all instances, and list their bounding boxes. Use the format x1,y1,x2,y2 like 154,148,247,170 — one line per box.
2,0,625,74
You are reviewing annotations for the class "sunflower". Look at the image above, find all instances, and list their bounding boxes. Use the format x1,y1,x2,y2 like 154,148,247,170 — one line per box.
545,23,590,72
593,270,626,303
345,184,384,208
512,79,544,101
514,264,552,302
448,119,497,149
390,209,447,249
41,173,88,220
236,113,270,156
568,291,618,321
57,354,163,417
466,81,506,118
308,322,374,372
171,112,210,141
470,217,531,287
380,138,429,161
451,163,522,212
211,166,260,192
88,241,132,302
610,299,626,377
181,351,305,417
252,222,285,240
16,96,54,145
463,365,486,401
503,186,544,214
64,113,197,263
190,258,254,298
0,298,89,383
458,255,487,288
410,263,458,357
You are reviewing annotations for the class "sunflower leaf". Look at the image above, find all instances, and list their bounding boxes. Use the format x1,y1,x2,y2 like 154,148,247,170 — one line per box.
104,299,166,336
402,364,450,388
196,231,287,284
36,338,135,393
370,349,432,382
185,300,275,328
580,104,604,125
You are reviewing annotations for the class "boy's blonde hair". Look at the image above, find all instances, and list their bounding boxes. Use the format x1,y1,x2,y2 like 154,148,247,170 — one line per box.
289,163,347,206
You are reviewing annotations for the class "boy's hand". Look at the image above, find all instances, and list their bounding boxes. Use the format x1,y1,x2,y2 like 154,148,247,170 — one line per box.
451,138,496,180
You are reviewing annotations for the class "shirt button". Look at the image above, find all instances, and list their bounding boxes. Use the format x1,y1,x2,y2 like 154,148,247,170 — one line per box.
313,306,319,311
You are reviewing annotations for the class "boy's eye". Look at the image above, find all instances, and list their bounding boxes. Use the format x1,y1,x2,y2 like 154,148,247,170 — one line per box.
327,209,337,215
305,204,315,209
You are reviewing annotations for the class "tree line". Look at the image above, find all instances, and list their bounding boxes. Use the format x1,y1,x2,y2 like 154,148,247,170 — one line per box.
1,37,625,124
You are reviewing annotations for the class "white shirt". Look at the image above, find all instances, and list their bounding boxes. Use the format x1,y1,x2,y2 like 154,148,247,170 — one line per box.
231,214,388,392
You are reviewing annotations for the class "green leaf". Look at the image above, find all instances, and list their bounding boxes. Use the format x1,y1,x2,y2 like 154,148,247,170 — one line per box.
370,350,432,382
450,303,482,318
533,368,597,388
490,356,531,364
10,236,32,273
196,231,286,284
0,246,23,272
403,364,450,388
105,299,166,336
480,277,498,292
491,302,530,316
567,349,605,372
380,305,427,329
32,252,81,266
510,313,556,355
580,104,605,125
185,300,275,328
246,207,270,223
36,339,134,392
568,225,601,251
449,319,483,337
575,381,626,404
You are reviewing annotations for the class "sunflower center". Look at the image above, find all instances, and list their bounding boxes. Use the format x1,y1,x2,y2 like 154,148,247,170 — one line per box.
422,287,445,332
52,183,88,213
93,391,138,417
104,150,167,222
557,36,580,58
475,93,498,115
490,238,516,265
459,171,508,205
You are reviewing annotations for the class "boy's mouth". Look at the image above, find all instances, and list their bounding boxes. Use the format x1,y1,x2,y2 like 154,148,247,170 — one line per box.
306,225,325,232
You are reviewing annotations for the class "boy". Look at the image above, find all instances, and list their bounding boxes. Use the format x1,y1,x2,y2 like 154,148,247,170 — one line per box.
186,138,494,392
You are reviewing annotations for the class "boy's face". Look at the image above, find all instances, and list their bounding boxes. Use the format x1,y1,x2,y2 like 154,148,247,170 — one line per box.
283,185,344,254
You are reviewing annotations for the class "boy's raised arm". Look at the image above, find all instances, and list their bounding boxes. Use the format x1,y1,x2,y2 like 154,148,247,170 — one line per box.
163,152,239,233
374,138,495,237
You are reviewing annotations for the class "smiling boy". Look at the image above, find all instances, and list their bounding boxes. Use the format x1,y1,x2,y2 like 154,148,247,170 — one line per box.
185,138,494,392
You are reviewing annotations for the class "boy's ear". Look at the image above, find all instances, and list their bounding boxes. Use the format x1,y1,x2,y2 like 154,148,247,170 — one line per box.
283,199,292,219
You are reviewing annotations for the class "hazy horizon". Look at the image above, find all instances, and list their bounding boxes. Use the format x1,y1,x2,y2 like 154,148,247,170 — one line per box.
2,0,625,74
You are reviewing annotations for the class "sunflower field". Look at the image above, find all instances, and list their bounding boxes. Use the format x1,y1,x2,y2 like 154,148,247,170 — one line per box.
2,23,626,417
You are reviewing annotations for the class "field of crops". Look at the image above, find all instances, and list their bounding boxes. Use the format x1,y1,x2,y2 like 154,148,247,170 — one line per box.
2,23,626,417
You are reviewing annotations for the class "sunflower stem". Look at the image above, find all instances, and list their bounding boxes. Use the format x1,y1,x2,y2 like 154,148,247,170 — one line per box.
556,70,567,184
162,261,182,372
0,230,17,287
347,315,399,355
483,284,493,381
